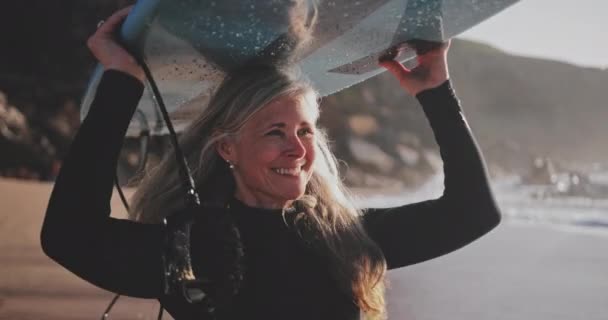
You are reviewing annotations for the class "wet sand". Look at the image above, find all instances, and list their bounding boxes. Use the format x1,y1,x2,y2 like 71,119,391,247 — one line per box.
387,223,608,320
1,177,607,319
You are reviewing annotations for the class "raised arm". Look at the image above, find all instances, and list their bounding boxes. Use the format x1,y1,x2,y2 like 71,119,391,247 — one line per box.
363,41,501,270
40,7,164,297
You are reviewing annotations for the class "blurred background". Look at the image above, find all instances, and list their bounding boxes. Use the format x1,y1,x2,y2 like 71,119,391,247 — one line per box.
1,0,607,319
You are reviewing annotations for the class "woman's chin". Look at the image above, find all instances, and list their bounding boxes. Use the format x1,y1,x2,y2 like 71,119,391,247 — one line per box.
277,189,306,202
273,185,307,204
271,175,307,194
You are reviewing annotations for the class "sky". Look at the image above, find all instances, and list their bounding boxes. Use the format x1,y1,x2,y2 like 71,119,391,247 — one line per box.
459,0,608,69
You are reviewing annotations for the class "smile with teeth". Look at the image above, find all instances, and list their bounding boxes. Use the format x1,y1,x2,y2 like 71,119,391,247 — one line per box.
272,167,303,176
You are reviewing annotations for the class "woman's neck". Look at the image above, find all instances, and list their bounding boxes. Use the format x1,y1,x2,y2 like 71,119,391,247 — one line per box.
233,191,294,210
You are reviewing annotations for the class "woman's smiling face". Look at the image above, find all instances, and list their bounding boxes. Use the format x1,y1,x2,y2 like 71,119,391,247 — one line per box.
217,92,319,209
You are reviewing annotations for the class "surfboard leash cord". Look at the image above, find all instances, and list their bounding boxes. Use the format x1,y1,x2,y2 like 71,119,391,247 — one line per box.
104,55,211,319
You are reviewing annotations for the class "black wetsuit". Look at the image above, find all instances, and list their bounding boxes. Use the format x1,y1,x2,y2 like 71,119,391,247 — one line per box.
41,70,500,320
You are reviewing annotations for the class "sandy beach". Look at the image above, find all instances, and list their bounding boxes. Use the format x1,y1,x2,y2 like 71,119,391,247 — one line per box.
1,177,607,319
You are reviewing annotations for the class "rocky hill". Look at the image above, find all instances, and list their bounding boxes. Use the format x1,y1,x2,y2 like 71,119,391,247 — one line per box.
449,40,608,166
318,39,608,187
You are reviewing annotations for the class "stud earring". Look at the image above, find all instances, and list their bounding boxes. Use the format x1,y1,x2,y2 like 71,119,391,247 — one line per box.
226,160,234,169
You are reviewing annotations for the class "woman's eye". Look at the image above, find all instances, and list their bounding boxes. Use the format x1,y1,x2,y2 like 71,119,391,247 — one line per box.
266,129,284,136
298,128,314,137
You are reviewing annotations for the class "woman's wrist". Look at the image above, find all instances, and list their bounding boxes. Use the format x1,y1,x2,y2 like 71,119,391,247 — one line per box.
105,63,145,83
409,60,450,96
415,79,461,115
414,78,451,98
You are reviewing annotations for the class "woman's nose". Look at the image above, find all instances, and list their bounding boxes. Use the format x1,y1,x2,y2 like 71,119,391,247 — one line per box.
285,135,306,158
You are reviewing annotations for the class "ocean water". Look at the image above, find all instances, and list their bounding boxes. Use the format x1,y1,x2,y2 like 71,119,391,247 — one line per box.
354,172,608,235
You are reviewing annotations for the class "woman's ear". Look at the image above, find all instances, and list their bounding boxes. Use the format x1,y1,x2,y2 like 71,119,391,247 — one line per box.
215,137,236,163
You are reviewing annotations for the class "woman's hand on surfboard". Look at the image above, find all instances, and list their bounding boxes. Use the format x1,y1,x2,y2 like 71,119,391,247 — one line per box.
379,40,450,96
87,6,145,82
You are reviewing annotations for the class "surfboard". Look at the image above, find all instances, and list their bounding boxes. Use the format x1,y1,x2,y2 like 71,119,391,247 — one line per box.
80,0,519,136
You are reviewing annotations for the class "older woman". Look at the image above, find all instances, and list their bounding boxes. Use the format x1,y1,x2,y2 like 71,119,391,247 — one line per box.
41,6,500,320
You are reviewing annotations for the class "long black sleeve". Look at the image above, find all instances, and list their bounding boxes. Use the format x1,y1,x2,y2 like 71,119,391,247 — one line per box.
363,80,501,270
40,70,165,298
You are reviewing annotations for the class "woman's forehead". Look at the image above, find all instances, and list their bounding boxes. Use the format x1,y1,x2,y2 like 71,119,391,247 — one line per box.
251,94,319,127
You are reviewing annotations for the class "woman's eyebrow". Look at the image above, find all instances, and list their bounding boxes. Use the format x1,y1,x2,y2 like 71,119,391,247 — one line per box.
264,121,313,130
267,123,286,129
257,122,285,134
